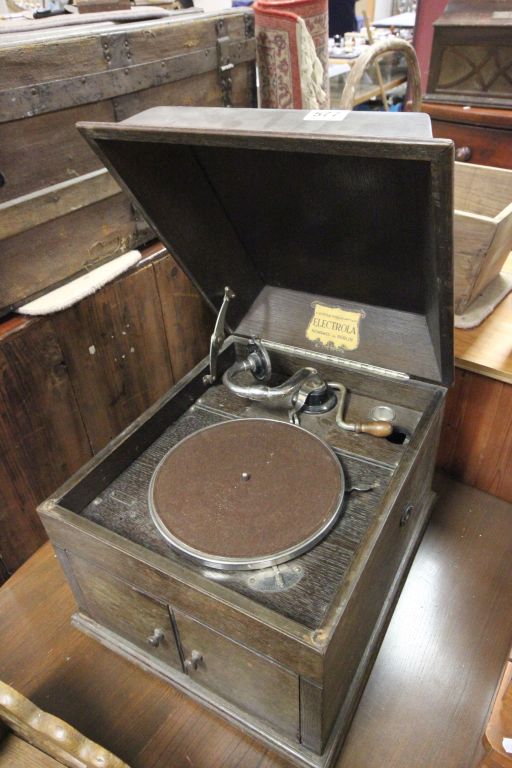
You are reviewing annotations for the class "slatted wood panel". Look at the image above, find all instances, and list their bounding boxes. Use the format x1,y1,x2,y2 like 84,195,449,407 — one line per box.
51,261,174,453
0,318,92,576
153,253,211,382
0,250,211,581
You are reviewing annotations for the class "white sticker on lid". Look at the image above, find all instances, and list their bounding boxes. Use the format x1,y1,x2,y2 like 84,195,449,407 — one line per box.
304,110,350,121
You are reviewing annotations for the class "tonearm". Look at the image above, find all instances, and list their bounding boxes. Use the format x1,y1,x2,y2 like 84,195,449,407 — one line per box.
203,286,392,437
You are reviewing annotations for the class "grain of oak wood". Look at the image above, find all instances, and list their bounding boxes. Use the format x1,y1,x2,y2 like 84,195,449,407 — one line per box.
438,369,512,503
0,247,211,580
153,252,210,382
1,475,511,768
0,318,92,574
51,261,175,453
0,736,64,767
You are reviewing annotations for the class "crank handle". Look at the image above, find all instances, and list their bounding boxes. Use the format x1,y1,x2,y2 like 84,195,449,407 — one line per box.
329,382,393,438
353,421,393,437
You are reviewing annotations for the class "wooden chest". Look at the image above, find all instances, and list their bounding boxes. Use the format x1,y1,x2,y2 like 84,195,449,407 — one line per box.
0,9,256,315
39,108,453,767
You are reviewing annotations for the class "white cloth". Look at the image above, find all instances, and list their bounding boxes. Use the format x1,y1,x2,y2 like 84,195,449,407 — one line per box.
18,250,142,315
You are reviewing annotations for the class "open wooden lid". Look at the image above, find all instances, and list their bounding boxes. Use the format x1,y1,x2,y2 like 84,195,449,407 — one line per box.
78,107,454,385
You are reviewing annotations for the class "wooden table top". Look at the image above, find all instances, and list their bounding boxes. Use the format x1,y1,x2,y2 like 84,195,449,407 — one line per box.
454,254,512,384
1,474,511,768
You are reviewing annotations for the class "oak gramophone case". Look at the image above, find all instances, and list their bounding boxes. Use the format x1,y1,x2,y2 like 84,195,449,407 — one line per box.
39,108,453,768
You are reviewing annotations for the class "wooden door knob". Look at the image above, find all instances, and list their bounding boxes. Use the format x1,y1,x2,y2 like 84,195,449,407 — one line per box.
455,146,472,162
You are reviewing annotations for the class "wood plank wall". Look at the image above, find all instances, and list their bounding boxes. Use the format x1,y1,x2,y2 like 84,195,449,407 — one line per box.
0,248,211,582
437,368,512,503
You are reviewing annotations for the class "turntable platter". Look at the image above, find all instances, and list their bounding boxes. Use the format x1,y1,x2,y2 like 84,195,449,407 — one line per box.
149,418,345,570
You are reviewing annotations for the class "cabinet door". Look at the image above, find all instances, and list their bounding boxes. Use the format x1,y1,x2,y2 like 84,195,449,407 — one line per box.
174,609,299,741
70,554,182,670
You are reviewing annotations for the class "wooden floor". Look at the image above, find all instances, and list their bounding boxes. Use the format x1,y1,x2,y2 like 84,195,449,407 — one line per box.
1,474,511,768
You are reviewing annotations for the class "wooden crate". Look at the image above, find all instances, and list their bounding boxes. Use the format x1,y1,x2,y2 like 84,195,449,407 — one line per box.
454,161,512,313
0,9,256,315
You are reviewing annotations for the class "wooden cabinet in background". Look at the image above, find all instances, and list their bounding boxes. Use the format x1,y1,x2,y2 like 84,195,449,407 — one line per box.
422,102,512,170
0,246,211,583
437,260,512,506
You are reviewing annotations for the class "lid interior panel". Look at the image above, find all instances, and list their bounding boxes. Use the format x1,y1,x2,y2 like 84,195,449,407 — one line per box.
80,111,453,384
191,145,434,316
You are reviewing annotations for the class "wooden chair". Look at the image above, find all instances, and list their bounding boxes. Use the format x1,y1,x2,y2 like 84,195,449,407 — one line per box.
0,680,129,768
339,37,422,112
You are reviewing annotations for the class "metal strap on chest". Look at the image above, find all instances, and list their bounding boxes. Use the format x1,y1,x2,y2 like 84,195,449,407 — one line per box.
216,18,234,107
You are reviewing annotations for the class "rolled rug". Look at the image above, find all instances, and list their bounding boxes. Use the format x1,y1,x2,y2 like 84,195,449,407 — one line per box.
254,0,329,109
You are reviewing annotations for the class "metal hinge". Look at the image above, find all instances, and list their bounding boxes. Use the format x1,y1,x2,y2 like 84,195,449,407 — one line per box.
216,18,234,107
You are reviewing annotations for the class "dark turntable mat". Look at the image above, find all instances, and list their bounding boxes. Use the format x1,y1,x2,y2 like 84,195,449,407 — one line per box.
148,418,345,569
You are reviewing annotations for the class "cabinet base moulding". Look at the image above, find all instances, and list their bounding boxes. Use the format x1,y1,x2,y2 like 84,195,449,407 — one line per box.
70,490,434,768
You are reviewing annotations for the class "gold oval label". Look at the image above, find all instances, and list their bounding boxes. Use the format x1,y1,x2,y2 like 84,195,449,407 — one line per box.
306,302,365,351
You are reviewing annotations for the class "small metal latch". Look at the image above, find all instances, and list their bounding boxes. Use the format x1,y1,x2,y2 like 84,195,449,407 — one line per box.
216,19,234,107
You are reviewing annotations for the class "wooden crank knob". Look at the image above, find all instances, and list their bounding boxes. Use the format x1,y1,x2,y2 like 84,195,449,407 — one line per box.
359,421,393,438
